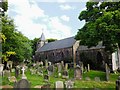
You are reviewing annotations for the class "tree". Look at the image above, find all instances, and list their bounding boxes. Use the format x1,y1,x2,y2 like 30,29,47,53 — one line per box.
2,16,33,63
0,0,8,16
75,1,120,70
76,2,120,53
47,38,57,43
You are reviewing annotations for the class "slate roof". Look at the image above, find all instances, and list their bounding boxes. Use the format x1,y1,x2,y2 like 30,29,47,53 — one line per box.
78,42,105,51
37,36,76,52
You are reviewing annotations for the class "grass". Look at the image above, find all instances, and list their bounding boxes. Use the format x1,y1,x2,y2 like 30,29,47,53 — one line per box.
1,68,120,88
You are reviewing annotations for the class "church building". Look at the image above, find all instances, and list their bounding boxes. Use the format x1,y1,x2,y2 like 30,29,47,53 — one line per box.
35,33,120,71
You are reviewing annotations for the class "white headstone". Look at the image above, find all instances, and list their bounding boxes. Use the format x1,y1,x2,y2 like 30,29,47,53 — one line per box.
0,64,4,76
55,81,64,89
21,66,27,79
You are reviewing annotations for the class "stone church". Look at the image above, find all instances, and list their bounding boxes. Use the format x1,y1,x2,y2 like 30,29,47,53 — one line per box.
35,33,120,71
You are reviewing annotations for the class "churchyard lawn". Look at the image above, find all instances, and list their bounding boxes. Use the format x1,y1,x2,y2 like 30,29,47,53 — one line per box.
1,69,120,88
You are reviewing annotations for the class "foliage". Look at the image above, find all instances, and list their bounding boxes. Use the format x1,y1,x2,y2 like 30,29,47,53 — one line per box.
75,2,120,53
31,38,39,55
0,0,8,16
0,33,6,43
47,38,57,43
2,16,32,62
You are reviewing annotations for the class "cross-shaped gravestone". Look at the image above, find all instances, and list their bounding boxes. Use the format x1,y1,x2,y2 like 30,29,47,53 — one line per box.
21,66,27,79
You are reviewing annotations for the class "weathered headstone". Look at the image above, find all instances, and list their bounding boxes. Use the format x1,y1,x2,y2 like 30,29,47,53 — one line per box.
55,81,64,89
0,64,4,76
37,67,43,76
74,66,82,80
15,65,20,78
14,79,30,89
116,76,120,90
8,76,17,82
62,70,69,79
61,61,64,69
48,65,54,76
45,60,48,69
105,63,110,81
21,66,27,79
7,61,13,72
3,70,11,77
79,61,84,74
65,80,74,88
44,74,49,82
87,64,90,72
65,63,68,70
94,77,100,82
85,77,91,81
57,63,62,73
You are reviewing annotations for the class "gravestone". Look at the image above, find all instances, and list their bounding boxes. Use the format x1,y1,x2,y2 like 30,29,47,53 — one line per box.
30,68,36,75
62,70,69,79
85,77,91,81
65,63,68,70
48,65,54,76
8,76,17,82
94,77,100,82
0,64,4,76
57,63,62,73
15,65,20,78
74,66,82,80
7,61,13,72
79,61,84,74
65,80,74,88
55,81,64,89
3,70,11,77
105,63,110,81
37,67,43,76
14,79,30,89
61,61,64,69
44,74,49,82
45,60,48,69
87,64,90,72
21,66,27,79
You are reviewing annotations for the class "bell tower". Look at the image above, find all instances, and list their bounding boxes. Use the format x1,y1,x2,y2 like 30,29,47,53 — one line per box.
37,32,46,50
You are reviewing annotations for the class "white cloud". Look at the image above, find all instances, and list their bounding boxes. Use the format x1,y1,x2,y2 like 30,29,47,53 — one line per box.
60,15,70,22
57,0,66,3
8,0,72,40
59,4,74,10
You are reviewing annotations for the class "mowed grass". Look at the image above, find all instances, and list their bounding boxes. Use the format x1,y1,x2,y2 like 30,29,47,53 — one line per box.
1,68,120,88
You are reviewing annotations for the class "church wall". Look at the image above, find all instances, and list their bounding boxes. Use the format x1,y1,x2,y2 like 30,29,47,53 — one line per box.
37,47,73,63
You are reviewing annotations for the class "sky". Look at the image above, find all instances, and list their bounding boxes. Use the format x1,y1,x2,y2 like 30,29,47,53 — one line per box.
8,0,87,40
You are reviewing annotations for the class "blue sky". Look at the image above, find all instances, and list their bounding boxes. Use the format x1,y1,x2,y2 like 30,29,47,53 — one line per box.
8,0,87,40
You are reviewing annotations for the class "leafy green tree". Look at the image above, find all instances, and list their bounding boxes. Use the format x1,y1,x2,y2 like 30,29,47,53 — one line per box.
76,2,120,53
75,1,120,70
0,0,8,16
2,16,32,63
47,38,57,43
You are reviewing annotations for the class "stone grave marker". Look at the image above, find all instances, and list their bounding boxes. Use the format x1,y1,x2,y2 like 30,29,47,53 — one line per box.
105,63,110,81
61,61,64,69
7,61,13,72
57,63,62,73
8,76,17,82
85,77,91,81
55,81,64,89
65,80,74,88
74,66,82,80
21,66,27,79
62,70,69,79
65,63,68,70
45,60,48,69
87,64,90,72
30,68,36,75
37,67,43,76
94,77,100,82
0,64,4,76
44,74,49,82
48,65,54,76
15,65,20,78
14,79,30,89
79,61,84,74
3,70,11,77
